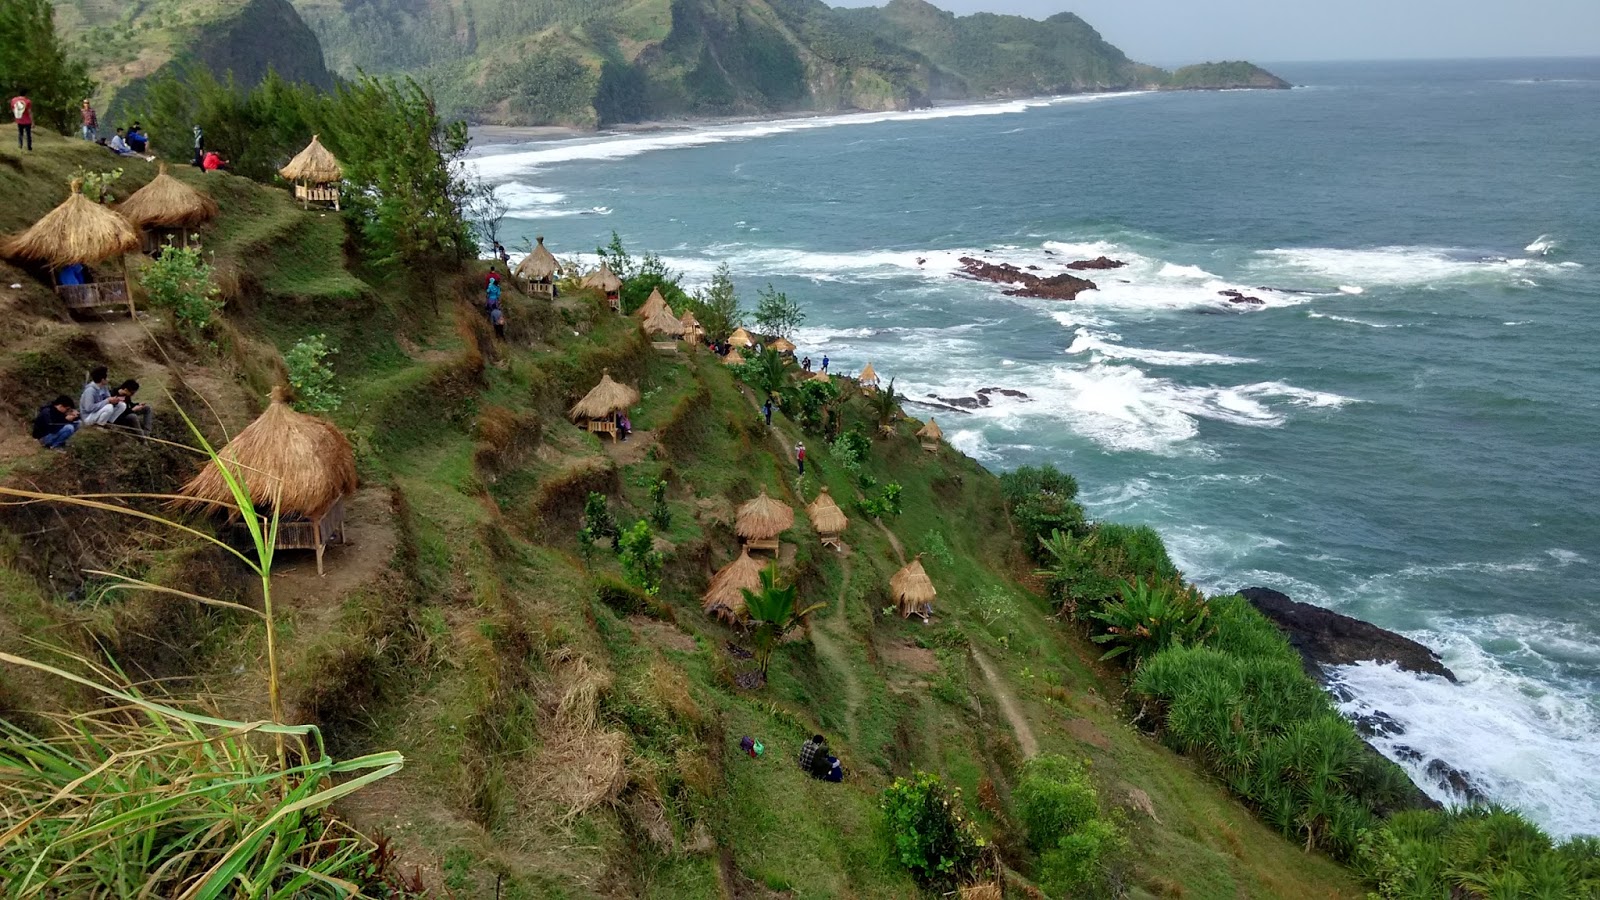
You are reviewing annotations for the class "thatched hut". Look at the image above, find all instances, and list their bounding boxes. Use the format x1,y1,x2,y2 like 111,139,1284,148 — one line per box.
859,362,880,390
176,388,357,576
2,181,139,315
917,418,943,452
679,309,703,346
280,135,343,210
736,486,794,553
722,348,746,366
890,554,936,620
806,487,849,550
643,302,685,340
515,235,559,298
728,327,754,349
703,546,765,625
568,368,639,441
582,262,623,311
635,286,669,321
117,164,218,253
769,337,796,355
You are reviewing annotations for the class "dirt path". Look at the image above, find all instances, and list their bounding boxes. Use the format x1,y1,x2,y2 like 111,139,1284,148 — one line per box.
806,556,864,745
971,647,1039,759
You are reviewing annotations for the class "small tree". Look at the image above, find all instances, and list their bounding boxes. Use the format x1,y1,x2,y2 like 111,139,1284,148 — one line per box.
881,771,987,887
738,347,789,400
581,492,620,551
688,262,742,344
752,283,805,339
72,167,123,204
649,479,671,530
740,565,823,676
872,378,900,435
284,334,341,413
617,519,663,595
140,245,222,333
464,175,508,249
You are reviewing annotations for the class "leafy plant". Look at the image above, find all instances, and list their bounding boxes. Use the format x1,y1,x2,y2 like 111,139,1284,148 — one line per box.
1000,464,1088,559
861,482,902,519
72,166,123,203
829,425,871,474
740,564,823,676
617,519,662,595
1013,754,1127,894
140,244,222,332
737,347,789,399
881,770,987,887
871,378,900,434
752,283,805,338
649,478,671,530
1090,576,1213,665
789,377,839,432
284,333,341,413
581,491,620,551
686,262,742,344
920,529,955,567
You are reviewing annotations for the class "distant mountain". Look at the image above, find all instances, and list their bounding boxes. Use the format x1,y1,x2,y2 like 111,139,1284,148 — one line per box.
288,0,1288,127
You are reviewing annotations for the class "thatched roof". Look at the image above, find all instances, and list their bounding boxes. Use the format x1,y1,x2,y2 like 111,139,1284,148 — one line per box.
722,348,746,366
569,368,640,421
806,487,848,536
769,337,796,354
176,388,356,520
515,235,559,281
890,554,936,618
728,327,754,348
643,303,685,337
581,262,622,292
3,181,140,268
703,546,765,624
809,371,832,384
118,165,218,228
859,363,879,385
279,135,343,184
736,487,794,541
679,309,701,331
635,287,668,320
917,418,943,442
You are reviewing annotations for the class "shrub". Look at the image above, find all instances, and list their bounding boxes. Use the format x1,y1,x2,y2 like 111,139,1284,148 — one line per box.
882,771,986,887
285,333,341,412
617,519,662,595
861,482,902,519
1014,755,1123,896
1000,464,1087,558
140,245,222,332
1037,522,1179,616
1090,576,1213,665
581,491,620,551
920,529,955,567
1362,807,1600,899
649,479,671,530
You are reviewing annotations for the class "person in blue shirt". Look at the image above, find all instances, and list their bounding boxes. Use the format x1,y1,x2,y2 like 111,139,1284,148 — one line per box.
58,263,86,285
821,354,829,374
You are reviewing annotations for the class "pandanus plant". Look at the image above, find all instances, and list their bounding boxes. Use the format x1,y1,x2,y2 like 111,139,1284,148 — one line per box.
741,564,825,676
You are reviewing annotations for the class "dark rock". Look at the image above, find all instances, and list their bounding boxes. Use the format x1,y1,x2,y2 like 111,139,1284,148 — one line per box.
1026,265,1040,270
927,387,1033,411
1393,744,1425,763
1066,256,1127,271
982,387,1029,399
956,256,1097,301
1219,289,1265,305
725,642,753,660
1240,587,1457,682
907,398,971,415
932,394,984,409
1352,710,1406,740
1425,758,1487,803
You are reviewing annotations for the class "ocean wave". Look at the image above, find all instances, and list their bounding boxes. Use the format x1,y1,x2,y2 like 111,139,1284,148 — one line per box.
1066,327,1255,365
470,93,1153,179
1251,245,1581,290
1307,310,1402,328
1525,234,1559,256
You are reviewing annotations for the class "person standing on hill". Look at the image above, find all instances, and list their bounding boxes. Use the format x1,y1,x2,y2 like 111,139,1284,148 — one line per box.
80,100,96,142
821,354,830,374
795,442,806,476
763,397,773,426
10,88,32,152
191,125,204,167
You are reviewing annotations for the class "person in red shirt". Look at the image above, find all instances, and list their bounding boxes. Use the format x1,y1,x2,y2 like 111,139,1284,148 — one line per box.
10,88,32,152
201,151,227,172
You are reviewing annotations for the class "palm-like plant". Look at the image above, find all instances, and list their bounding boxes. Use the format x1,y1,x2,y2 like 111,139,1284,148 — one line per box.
1089,576,1213,665
741,564,825,676
872,378,899,435
747,347,788,399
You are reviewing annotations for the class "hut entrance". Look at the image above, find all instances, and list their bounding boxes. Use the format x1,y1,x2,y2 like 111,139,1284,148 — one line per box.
176,388,359,576
516,235,558,298
569,368,639,442
118,164,218,256
280,135,343,211
2,180,140,316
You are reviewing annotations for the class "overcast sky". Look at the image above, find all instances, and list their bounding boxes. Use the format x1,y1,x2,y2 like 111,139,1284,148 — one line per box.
832,0,1600,64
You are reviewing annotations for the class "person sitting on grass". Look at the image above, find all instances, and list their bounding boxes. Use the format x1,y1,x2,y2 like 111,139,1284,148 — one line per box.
798,734,831,779
105,379,152,435
126,123,148,154
32,395,80,450
202,150,227,172
79,366,113,421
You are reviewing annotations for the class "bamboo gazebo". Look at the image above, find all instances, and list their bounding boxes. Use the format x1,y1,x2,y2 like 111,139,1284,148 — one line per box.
917,418,943,453
582,262,623,311
515,235,559,298
890,554,936,620
679,309,703,346
635,286,669,321
736,487,794,554
806,487,849,550
568,368,639,442
176,388,357,576
769,337,796,356
703,546,765,625
859,363,880,391
643,302,686,345
280,135,343,210
722,348,746,366
728,327,754,349
118,164,218,254
3,181,139,315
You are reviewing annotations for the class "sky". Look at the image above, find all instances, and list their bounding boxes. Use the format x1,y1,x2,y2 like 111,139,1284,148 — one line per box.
830,0,1600,64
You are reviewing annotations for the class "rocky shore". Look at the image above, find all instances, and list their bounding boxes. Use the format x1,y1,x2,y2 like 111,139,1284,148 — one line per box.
956,256,1098,301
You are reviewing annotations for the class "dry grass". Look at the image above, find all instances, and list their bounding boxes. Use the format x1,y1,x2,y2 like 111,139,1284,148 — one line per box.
959,884,1003,900
568,369,640,421
279,135,343,183
117,165,218,228
735,487,794,541
3,182,141,268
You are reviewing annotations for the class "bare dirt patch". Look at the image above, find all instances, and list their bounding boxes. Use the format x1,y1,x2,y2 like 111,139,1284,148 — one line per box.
1065,717,1112,749
881,641,939,674
627,615,698,653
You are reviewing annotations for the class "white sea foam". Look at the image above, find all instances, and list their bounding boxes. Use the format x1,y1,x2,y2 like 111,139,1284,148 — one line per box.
1307,310,1402,328
471,93,1151,180
1252,245,1580,290
1066,327,1255,365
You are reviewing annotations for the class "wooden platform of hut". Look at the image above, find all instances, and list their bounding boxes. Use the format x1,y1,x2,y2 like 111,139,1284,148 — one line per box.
176,388,358,576
737,487,794,554
280,136,343,210
569,368,639,442
2,181,140,316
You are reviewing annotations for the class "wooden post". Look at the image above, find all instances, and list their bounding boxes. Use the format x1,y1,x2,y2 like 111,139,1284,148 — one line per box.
313,516,325,577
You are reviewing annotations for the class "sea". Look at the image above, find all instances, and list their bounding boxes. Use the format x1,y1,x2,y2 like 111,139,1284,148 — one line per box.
470,58,1600,837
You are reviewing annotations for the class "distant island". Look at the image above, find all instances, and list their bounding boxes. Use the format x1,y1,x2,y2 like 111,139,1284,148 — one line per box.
63,0,1288,128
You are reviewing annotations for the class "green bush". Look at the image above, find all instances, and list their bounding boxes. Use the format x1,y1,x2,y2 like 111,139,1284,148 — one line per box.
648,479,671,530
284,334,341,413
1000,464,1087,558
1090,576,1213,665
617,519,662,595
1038,818,1121,897
580,491,620,552
1036,522,1179,615
861,483,902,519
139,245,222,333
1362,807,1600,899
881,771,986,887
1013,755,1123,896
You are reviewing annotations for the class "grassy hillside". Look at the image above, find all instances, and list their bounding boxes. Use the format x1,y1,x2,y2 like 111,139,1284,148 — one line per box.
0,132,1362,897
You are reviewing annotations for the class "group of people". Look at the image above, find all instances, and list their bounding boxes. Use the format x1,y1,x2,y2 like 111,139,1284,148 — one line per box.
797,734,844,782
484,268,508,339
31,366,153,450
801,355,829,374
6,88,228,170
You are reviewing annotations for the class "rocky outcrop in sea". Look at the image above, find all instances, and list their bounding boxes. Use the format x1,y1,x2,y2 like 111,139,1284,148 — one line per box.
956,257,1097,301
